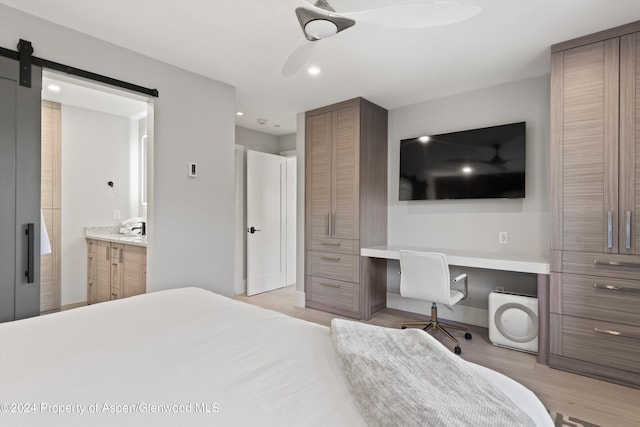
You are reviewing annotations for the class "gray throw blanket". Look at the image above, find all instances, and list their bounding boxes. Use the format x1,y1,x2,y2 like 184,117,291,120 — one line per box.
331,319,537,427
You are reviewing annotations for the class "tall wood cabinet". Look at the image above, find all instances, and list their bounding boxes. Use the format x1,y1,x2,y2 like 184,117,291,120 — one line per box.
305,97,388,319
87,239,146,304
550,22,640,388
40,100,61,313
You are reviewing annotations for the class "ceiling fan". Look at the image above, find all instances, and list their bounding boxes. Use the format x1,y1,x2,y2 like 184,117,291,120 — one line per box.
282,0,481,76
447,143,522,172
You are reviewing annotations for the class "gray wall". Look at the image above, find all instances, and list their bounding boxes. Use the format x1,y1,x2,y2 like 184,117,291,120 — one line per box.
0,4,237,297
278,133,297,152
386,75,550,324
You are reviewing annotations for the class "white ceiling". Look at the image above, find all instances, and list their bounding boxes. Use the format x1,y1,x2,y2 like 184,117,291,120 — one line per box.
3,0,640,135
43,72,147,119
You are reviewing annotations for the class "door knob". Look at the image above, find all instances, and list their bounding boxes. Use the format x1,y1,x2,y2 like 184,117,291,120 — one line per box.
247,226,261,234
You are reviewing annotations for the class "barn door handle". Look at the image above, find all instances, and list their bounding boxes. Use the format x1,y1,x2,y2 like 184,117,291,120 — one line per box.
25,223,34,283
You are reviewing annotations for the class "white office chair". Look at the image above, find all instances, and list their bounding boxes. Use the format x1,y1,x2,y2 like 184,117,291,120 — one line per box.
399,250,472,354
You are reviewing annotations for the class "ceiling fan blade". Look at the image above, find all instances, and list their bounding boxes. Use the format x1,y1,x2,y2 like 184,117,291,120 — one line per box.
282,37,317,77
345,2,481,29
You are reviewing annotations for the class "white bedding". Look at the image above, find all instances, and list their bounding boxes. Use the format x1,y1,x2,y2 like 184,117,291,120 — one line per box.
0,288,551,426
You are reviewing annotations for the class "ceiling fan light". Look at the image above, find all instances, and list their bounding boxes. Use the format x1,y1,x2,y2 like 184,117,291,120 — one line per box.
305,19,338,39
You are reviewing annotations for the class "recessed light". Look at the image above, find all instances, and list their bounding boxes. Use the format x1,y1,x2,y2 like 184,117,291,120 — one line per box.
462,166,473,174
236,111,244,116
47,84,61,92
418,136,430,143
308,66,321,76
257,118,267,125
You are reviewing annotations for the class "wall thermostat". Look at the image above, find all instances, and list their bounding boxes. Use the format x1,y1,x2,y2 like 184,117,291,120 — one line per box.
188,162,197,178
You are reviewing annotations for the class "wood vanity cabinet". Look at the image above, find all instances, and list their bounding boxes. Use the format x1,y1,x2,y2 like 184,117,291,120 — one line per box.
550,23,640,388
87,239,146,304
305,97,388,319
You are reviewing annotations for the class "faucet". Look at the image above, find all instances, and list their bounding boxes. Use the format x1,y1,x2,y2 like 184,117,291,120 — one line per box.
131,222,146,236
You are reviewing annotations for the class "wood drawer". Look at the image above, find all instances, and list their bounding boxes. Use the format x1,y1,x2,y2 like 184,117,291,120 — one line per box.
307,251,359,283
308,238,359,255
561,273,640,327
563,251,640,280
561,315,640,374
87,239,97,255
306,276,360,314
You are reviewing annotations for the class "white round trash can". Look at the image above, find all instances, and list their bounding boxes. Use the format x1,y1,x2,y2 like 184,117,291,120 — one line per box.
488,291,538,354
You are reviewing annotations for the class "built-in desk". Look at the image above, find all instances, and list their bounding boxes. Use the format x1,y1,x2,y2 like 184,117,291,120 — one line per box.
360,245,550,364
361,245,549,274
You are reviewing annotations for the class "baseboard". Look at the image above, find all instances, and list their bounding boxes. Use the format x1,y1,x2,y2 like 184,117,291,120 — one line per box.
386,292,489,328
294,291,305,308
61,301,88,311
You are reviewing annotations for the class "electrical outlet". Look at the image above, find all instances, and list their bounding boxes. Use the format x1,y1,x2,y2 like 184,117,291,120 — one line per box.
113,210,121,220
498,231,508,244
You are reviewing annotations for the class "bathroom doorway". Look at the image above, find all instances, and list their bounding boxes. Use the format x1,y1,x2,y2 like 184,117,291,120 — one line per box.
40,71,154,312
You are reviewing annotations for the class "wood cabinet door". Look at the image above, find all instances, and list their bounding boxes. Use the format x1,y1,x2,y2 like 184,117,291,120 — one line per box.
332,105,360,239
552,39,619,253
306,112,333,239
87,240,97,305
110,243,124,300
620,32,640,254
123,245,146,298
95,240,112,303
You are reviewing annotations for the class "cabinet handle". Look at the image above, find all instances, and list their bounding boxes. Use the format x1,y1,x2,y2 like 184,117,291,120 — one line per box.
318,282,341,288
327,213,331,236
332,213,336,237
607,211,613,249
593,283,640,293
593,260,640,268
320,255,341,261
626,211,631,250
111,293,118,298
321,241,341,246
594,327,640,341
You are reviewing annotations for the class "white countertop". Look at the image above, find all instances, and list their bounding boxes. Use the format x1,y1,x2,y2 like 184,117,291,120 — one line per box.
361,245,549,274
85,226,147,247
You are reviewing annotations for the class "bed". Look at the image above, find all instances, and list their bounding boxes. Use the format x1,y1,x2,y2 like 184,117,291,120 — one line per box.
0,287,552,426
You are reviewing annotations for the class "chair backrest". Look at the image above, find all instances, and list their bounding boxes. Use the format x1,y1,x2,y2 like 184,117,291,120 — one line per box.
399,250,452,304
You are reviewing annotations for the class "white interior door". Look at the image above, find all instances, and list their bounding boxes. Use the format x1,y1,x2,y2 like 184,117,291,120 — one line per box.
247,150,286,296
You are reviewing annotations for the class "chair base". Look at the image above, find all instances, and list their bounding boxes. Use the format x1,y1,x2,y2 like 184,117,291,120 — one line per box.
401,303,471,352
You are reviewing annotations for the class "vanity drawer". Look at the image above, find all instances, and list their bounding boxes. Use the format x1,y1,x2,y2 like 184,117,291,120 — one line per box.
309,238,359,255
562,273,640,327
307,251,359,283
307,276,360,314
561,315,640,374
563,251,640,280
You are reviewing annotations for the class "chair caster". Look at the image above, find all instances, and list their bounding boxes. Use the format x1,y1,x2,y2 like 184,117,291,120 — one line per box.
454,346,462,355
401,326,407,329
464,332,472,340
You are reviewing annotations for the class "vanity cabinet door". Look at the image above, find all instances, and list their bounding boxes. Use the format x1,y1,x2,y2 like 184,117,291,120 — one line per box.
94,240,112,303
123,245,146,298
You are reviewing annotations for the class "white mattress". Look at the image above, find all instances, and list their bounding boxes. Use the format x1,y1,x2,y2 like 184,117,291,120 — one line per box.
0,288,551,426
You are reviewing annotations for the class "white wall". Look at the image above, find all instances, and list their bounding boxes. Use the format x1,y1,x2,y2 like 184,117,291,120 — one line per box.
0,4,236,297
61,106,136,304
386,75,550,325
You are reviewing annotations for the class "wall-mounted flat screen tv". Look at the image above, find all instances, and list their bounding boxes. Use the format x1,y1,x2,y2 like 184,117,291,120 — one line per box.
399,121,526,201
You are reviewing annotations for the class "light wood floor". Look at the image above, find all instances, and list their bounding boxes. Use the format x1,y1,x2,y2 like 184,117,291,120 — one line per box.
236,286,640,427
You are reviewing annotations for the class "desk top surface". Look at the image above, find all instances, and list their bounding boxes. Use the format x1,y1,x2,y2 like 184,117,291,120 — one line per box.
361,245,550,274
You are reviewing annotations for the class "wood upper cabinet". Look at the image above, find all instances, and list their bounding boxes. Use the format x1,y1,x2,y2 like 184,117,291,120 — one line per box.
305,98,388,319
552,34,640,254
619,32,640,254
306,104,360,240
307,111,333,238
